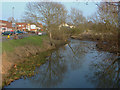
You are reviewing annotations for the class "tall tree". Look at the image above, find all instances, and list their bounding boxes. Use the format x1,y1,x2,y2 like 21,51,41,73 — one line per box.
7,17,18,23
23,2,67,26
96,1,118,30
69,8,86,26
23,2,67,40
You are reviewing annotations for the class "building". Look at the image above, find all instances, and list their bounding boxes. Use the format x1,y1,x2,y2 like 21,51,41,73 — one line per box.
0,21,43,32
0,20,12,32
30,24,36,31
67,23,75,29
26,24,37,32
16,23,42,32
27,23,42,32
59,23,75,29
16,23,28,31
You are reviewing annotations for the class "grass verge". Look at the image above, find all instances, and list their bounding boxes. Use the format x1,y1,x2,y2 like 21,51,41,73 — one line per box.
2,35,47,53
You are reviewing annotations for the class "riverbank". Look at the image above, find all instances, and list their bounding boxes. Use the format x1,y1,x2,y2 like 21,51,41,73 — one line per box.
4,39,119,88
2,35,67,87
71,33,119,55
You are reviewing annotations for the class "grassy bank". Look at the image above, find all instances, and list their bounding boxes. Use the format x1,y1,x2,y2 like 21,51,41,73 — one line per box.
2,35,67,88
2,35,52,75
2,35,52,86
2,35,47,53
2,50,53,87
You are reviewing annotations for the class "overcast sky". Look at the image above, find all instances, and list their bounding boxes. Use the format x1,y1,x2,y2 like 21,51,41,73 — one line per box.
1,2,98,22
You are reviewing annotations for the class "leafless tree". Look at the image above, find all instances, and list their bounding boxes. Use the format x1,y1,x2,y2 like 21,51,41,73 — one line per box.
97,2,118,28
23,2,67,41
69,8,86,26
7,17,17,23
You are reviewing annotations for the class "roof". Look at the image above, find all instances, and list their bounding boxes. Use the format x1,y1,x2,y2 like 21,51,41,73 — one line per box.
0,20,12,28
16,23,27,25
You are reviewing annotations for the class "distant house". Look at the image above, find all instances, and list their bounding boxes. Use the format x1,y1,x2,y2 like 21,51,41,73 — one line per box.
59,23,75,29
30,24,37,31
59,23,69,28
16,22,43,32
0,20,12,32
27,23,43,32
27,24,37,32
67,23,75,29
16,23,28,31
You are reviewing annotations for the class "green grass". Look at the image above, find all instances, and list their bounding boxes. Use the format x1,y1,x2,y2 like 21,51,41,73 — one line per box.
2,49,53,87
2,35,48,53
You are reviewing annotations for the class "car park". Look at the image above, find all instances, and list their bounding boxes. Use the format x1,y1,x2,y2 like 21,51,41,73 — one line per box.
15,30,23,34
1,31,15,35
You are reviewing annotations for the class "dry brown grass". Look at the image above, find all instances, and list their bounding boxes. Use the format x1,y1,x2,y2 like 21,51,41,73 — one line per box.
71,31,119,54
2,38,56,84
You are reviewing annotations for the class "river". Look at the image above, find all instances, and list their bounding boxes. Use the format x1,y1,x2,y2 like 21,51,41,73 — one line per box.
4,39,119,88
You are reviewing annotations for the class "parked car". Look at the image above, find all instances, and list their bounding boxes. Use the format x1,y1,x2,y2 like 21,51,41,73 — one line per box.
22,31,28,34
38,32,42,36
10,31,15,35
1,31,15,35
31,31,36,33
15,30,23,34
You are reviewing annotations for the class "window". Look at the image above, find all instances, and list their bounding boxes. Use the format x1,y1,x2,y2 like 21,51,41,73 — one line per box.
2,27,6,30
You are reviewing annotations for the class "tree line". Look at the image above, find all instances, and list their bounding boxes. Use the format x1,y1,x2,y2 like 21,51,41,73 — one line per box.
20,1,118,42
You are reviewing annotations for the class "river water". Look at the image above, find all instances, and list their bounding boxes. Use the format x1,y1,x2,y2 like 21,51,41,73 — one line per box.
5,39,119,88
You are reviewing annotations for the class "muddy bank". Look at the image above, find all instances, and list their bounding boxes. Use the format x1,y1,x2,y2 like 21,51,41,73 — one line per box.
71,33,119,55
2,38,67,87
2,40,53,70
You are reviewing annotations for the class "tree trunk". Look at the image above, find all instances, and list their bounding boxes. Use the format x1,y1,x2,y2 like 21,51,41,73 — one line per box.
118,2,120,47
50,32,52,40
118,2,120,87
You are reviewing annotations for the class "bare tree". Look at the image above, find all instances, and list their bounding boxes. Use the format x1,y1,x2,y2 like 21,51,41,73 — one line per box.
97,2,118,28
8,17,15,23
23,2,67,41
86,1,118,34
69,8,86,26
8,17,19,23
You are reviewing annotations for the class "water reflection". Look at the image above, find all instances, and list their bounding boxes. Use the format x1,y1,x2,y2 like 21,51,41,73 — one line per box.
5,39,118,88
88,53,119,88
66,41,92,71
26,50,67,88
28,40,90,88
